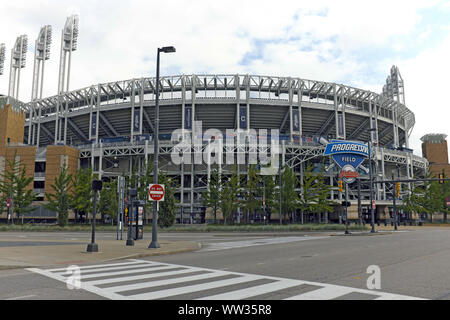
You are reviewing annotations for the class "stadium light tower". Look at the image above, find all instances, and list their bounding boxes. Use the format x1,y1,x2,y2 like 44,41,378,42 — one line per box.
149,46,176,249
8,35,28,101
55,14,79,145
0,44,5,76
30,25,52,146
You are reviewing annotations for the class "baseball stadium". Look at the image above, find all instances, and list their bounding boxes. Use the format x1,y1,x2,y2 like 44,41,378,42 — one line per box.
0,16,429,224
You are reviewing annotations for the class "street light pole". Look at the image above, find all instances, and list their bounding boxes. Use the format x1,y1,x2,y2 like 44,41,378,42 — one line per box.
149,46,175,249
87,180,102,253
368,129,376,233
392,172,397,231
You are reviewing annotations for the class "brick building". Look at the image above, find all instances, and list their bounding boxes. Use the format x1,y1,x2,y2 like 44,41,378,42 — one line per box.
0,102,79,220
421,133,450,177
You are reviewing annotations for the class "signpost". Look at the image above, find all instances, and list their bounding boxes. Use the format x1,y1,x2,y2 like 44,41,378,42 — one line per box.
324,140,371,234
149,184,165,202
148,184,165,249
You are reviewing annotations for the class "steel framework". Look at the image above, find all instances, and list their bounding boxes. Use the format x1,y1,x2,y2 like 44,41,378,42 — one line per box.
9,70,428,221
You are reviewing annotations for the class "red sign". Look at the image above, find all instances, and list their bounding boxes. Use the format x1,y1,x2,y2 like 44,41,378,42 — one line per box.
372,200,376,209
149,184,165,201
339,171,359,179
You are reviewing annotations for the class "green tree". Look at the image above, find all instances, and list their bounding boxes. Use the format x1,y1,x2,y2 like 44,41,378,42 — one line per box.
298,162,318,224
0,153,34,223
71,168,94,222
262,174,277,223
278,165,299,223
138,161,154,224
98,179,118,224
44,165,73,226
309,163,334,223
220,166,240,225
202,168,222,224
157,173,178,228
242,164,261,224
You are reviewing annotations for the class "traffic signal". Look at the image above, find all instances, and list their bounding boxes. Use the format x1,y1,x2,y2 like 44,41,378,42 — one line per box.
396,182,401,197
341,201,351,207
338,180,344,192
438,173,444,184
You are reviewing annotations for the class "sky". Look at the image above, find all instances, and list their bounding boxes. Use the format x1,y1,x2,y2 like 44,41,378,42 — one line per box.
0,0,449,159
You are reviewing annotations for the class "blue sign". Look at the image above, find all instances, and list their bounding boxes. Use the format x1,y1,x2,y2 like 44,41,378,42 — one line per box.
133,108,140,133
185,107,192,130
323,140,370,171
91,112,97,137
324,140,370,158
240,106,247,129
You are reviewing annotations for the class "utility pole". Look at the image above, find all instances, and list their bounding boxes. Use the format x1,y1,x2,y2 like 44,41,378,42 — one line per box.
345,182,350,234
392,173,397,231
279,157,282,225
368,133,376,233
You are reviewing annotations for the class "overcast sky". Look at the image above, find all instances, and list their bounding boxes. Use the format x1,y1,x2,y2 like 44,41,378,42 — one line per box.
1,0,449,158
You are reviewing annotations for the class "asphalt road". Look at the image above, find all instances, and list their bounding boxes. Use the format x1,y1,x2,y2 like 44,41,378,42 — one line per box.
1,229,449,300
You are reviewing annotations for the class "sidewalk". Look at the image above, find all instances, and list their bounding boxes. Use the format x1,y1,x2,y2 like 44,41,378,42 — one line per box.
0,236,200,270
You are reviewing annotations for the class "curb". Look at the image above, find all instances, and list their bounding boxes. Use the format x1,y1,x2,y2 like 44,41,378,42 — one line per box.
0,241,202,270
100,242,202,262
331,232,394,236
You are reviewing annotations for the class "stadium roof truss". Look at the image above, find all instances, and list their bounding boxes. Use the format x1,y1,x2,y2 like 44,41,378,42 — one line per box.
21,74,415,130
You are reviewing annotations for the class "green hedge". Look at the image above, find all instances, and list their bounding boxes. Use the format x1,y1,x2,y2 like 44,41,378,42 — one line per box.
0,223,368,232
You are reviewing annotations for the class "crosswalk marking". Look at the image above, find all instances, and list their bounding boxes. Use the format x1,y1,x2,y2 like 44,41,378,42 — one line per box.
80,265,175,280
106,271,230,293
200,236,330,252
286,286,354,300
27,259,426,300
126,275,263,300
86,268,206,286
47,260,146,272
198,279,302,300
55,262,156,275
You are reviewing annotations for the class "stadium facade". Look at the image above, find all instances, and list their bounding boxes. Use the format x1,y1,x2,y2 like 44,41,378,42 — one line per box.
0,68,429,223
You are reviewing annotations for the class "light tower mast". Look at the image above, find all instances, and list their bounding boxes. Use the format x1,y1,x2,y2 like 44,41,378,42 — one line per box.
382,65,405,148
55,14,79,145
30,25,52,146
7,35,28,101
0,44,5,76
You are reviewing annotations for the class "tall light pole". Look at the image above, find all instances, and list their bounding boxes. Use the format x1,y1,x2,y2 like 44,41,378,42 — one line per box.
368,128,376,233
149,46,175,249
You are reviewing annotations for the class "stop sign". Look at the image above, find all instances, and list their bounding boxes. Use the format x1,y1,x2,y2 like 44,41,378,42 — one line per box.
149,184,165,201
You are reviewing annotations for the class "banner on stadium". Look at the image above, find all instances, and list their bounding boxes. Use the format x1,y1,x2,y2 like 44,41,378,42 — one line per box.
133,108,140,133
91,112,97,137
240,106,247,129
293,109,300,132
185,106,192,130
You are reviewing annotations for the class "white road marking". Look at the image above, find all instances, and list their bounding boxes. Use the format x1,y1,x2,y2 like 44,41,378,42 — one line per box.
5,295,36,300
27,259,426,300
127,275,262,300
286,286,354,300
200,236,330,252
198,279,300,300
47,260,147,272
